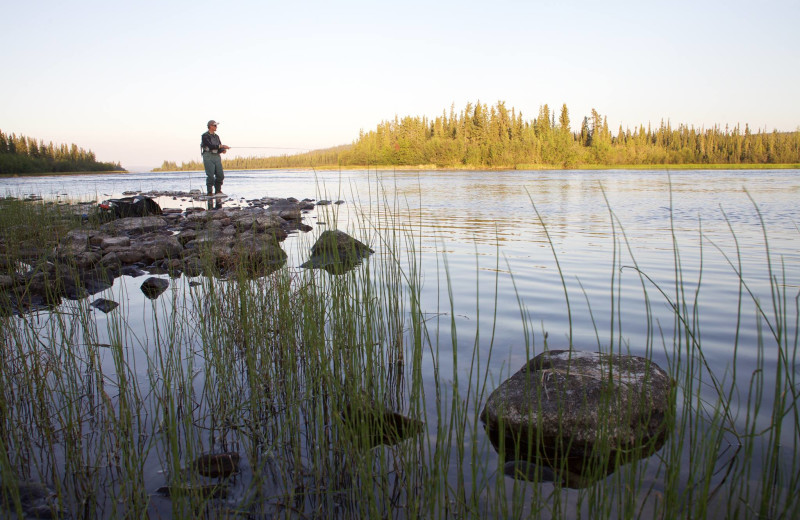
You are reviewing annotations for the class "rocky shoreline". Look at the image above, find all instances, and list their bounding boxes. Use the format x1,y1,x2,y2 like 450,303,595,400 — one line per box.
0,195,371,314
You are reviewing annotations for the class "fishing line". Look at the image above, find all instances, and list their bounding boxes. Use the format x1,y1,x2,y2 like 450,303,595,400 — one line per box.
228,146,311,151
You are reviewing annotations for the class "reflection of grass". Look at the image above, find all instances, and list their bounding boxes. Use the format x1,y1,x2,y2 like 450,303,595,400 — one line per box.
0,184,798,518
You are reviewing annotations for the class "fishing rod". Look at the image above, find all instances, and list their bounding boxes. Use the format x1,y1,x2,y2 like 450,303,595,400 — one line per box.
227,146,311,151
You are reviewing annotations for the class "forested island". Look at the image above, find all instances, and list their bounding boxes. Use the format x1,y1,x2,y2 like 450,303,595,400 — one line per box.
0,129,125,175
156,102,800,171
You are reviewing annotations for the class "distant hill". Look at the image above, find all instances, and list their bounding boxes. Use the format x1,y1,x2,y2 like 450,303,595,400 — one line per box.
0,129,125,174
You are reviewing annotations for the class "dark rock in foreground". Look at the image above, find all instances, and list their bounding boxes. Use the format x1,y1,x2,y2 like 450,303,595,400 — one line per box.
140,277,169,299
480,350,674,488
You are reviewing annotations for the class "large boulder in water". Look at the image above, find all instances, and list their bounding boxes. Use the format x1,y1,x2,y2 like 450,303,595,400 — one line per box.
301,230,374,274
480,350,673,487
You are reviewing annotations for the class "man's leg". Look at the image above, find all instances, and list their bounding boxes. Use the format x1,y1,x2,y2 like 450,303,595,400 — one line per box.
203,155,215,195
214,156,225,194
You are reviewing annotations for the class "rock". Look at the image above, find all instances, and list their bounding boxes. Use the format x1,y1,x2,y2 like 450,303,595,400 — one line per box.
302,230,374,274
176,229,197,246
87,233,112,247
138,235,184,263
265,198,309,220
162,258,184,273
186,211,227,225
25,269,64,304
156,483,228,499
183,257,203,277
100,236,131,249
272,207,301,221
73,267,114,297
140,277,169,299
3,192,325,314
113,248,146,265
91,298,119,313
292,223,313,234
72,251,101,270
309,230,373,259
480,350,673,488
341,403,424,449
0,275,13,291
58,229,94,254
100,251,122,267
190,452,240,478
230,235,287,277
231,211,285,233
0,480,62,519
100,216,168,235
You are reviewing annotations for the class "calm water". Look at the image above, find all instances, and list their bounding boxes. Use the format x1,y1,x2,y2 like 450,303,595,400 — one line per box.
8,168,795,363
2,168,798,516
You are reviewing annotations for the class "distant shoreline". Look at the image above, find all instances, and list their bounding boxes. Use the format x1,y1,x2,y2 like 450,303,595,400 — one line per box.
151,163,800,173
0,170,130,178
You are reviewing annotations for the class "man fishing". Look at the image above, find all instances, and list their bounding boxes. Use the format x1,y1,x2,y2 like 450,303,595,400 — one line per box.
201,120,230,196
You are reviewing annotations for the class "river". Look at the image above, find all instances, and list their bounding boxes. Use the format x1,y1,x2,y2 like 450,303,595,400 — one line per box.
1,168,798,517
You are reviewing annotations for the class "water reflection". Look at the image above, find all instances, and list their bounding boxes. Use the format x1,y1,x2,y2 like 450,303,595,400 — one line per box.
490,431,666,489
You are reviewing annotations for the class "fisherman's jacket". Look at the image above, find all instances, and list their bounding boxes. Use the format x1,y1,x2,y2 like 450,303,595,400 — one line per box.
201,131,223,154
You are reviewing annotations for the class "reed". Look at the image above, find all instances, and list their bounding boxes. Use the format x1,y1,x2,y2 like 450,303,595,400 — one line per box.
0,180,797,518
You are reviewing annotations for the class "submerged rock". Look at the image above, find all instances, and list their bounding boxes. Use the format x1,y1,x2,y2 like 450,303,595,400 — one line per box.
481,350,674,488
190,452,240,479
0,480,63,518
0,275,13,291
156,483,228,499
341,403,424,449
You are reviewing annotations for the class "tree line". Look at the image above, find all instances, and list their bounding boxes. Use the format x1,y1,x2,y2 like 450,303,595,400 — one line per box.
0,129,124,174
155,101,800,171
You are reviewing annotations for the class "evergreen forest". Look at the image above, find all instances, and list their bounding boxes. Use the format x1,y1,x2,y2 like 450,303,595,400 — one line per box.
156,101,800,171
0,129,125,175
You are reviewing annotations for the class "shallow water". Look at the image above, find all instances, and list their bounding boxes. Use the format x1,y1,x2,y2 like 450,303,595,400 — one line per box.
2,168,799,517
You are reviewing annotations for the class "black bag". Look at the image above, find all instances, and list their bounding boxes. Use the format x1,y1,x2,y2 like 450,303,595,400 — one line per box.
103,196,162,218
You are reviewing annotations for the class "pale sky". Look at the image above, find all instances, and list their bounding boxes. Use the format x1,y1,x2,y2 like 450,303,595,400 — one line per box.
3,0,798,171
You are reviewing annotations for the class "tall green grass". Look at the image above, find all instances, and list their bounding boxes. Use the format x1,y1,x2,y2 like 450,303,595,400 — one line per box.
0,183,797,518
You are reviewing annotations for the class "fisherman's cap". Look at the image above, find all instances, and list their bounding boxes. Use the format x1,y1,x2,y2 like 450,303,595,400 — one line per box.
207,120,219,127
